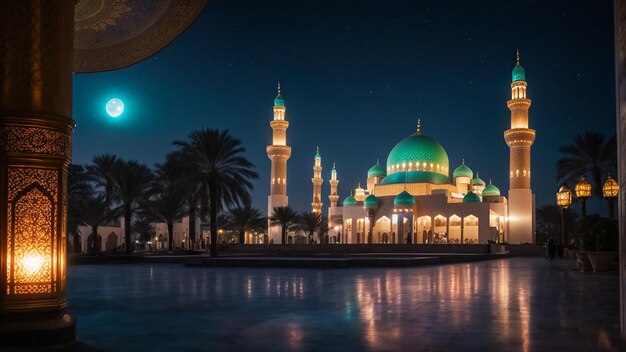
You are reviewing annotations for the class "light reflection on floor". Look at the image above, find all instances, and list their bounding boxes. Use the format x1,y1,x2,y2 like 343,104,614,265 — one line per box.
68,258,622,351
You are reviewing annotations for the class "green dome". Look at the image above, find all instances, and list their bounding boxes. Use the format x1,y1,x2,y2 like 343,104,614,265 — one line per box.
482,183,501,197
394,190,415,206
512,64,525,82
453,161,473,179
364,194,379,207
463,192,482,203
274,96,285,106
381,129,449,185
367,163,386,178
472,175,486,186
343,195,358,207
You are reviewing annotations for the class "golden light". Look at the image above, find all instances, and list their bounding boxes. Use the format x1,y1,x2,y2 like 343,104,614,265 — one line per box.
21,251,46,276
603,175,619,199
574,175,592,199
556,185,572,208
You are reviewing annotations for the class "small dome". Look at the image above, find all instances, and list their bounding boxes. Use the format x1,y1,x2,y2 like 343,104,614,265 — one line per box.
343,195,358,207
512,65,525,82
463,192,482,203
482,182,501,197
394,190,415,206
367,162,386,178
472,175,486,186
274,96,285,106
512,52,525,82
364,194,379,207
453,161,473,179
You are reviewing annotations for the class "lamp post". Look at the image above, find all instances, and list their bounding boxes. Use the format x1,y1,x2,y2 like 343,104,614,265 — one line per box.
556,185,572,245
603,175,619,219
574,176,592,217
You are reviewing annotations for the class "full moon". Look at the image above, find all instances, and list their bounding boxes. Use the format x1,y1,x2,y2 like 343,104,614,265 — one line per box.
106,98,124,118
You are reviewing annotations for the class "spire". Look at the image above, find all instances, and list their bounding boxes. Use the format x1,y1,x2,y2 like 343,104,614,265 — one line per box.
315,145,320,158
516,49,520,66
276,81,282,98
333,161,336,169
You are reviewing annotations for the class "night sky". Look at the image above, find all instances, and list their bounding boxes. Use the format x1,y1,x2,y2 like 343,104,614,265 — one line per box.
73,0,616,215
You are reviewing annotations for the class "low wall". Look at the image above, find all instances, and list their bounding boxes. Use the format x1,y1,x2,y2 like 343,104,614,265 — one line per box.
221,243,546,257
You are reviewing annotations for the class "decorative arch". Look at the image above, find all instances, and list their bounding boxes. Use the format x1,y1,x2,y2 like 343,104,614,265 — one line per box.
433,215,447,243
448,215,462,244
463,215,479,244
416,216,431,244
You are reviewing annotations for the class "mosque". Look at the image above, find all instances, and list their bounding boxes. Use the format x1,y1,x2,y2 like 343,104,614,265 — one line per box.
267,52,535,245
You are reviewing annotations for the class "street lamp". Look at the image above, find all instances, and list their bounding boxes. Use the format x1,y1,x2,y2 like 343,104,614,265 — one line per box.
603,175,619,219
556,185,572,245
574,175,592,217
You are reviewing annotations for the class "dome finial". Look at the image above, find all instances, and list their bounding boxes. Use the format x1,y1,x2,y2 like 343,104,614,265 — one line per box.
462,158,465,165
333,161,336,169
376,158,380,165
277,81,282,97
516,49,520,66
417,118,421,133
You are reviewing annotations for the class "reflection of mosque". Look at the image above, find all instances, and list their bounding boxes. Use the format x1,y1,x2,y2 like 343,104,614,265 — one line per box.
267,53,535,244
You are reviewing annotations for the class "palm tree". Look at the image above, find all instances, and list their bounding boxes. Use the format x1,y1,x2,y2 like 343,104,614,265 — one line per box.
557,132,617,198
111,160,154,254
67,164,92,252
536,205,577,245
86,154,119,205
132,216,155,244
270,206,299,244
162,150,205,250
172,129,258,257
80,195,116,254
146,165,187,251
298,211,325,244
224,205,266,244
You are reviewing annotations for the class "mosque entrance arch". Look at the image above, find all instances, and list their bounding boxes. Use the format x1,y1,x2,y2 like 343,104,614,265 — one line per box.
105,232,117,251
374,216,391,244
463,215,479,244
434,215,447,243
381,232,389,244
448,215,462,244
416,216,431,244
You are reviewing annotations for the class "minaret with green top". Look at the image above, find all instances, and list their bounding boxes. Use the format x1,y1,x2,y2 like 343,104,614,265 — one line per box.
312,146,324,213
329,162,339,207
504,50,536,244
267,82,291,243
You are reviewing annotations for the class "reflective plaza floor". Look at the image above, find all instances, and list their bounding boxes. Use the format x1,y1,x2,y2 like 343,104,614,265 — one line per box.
68,258,623,351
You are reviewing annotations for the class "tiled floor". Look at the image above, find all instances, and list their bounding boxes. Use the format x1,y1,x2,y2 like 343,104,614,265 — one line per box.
68,258,624,351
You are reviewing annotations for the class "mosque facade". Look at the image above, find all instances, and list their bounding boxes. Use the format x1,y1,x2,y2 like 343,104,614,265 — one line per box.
267,55,535,245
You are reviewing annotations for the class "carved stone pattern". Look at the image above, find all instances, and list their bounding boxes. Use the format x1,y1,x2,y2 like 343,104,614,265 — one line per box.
13,188,53,294
75,0,131,32
0,126,71,158
74,0,208,72
6,168,58,295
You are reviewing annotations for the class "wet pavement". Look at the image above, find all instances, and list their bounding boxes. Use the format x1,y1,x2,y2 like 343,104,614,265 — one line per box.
68,257,623,351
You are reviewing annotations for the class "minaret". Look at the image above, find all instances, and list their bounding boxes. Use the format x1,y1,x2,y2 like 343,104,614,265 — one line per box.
504,50,536,244
267,82,292,243
311,146,323,213
329,162,339,207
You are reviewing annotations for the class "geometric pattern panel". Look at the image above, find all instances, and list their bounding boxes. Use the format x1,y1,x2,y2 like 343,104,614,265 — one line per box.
6,167,58,295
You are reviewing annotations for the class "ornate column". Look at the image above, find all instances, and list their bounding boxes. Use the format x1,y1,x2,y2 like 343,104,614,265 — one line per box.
0,1,75,346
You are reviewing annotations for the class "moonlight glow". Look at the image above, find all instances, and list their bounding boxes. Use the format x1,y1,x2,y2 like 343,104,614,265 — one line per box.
106,98,124,118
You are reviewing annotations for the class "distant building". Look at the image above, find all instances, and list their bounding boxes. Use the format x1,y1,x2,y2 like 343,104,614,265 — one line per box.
269,54,536,245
